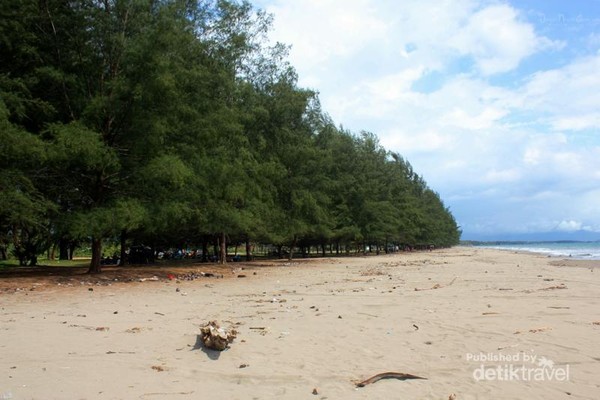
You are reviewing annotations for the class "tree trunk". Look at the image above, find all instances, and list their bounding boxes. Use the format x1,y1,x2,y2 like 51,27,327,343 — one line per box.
245,238,252,261
59,238,69,260
88,237,102,274
119,229,127,266
321,242,326,257
219,232,226,265
0,246,6,260
213,237,219,262
202,238,208,262
69,241,76,260
49,243,56,261
288,236,297,261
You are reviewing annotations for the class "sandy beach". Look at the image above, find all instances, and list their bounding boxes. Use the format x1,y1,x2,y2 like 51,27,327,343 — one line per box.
1,247,599,399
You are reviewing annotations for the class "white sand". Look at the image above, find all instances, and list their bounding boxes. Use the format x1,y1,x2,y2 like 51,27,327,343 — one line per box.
1,247,599,399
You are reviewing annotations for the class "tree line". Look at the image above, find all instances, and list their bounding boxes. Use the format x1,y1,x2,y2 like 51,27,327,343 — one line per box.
0,0,460,273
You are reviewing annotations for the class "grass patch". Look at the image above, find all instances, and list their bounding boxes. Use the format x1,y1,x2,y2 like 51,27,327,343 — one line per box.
0,258,90,268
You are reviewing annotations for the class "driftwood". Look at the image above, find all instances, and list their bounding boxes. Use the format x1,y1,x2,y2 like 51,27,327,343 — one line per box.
200,321,237,351
539,283,567,291
356,371,427,387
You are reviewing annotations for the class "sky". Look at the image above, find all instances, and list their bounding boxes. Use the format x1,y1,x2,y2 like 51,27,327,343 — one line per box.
253,0,600,241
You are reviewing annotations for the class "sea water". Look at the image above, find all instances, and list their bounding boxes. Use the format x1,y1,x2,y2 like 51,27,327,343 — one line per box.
476,241,600,260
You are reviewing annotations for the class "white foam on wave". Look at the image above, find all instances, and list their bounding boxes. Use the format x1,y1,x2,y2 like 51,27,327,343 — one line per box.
482,244,600,260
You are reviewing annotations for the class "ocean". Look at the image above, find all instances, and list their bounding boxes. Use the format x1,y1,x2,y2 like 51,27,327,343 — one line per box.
474,241,600,260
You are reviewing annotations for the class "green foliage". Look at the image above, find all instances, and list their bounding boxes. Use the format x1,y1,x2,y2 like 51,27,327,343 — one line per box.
0,100,55,265
0,0,460,270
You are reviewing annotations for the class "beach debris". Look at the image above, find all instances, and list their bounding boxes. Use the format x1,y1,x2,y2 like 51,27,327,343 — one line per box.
514,327,552,334
592,321,600,325
249,326,269,335
312,388,319,395
449,394,457,400
539,283,567,291
412,324,419,330
239,363,249,368
200,320,237,351
357,312,379,318
151,365,165,372
482,312,500,315
237,274,247,278
95,326,109,331
355,371,427,387
360,268,386,276
125,327,143,333
414,276,457,291
498,288,513,291
497,344,518,350
547,306,570,309
138,276,159,282
529,327,552,333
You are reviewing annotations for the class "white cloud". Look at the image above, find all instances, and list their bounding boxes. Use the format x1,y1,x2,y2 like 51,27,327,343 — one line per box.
552,114,600,131
449,5,547,75
264,0,388,86
441,107,508,130
365,67,426,101
483,168,521,183
381,129,453,153
522,55,600,131
556,220,583,232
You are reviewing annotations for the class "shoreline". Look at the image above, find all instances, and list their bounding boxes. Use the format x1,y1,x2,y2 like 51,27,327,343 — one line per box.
1,247,599,399
469,243,600,263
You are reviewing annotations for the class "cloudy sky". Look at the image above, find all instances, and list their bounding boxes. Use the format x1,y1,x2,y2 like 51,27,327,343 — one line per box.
254,0,600,240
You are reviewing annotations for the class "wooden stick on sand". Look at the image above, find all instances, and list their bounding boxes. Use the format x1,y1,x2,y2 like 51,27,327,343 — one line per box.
356,371,427,387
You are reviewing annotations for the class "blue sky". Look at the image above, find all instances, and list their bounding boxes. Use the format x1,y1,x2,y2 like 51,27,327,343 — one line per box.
254,0,600,240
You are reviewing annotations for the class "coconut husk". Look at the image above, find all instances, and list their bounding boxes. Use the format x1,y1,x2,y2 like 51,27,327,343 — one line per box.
200,320,237,351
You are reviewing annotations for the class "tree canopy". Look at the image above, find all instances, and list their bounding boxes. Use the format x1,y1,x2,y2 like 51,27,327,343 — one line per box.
0,0,461,272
